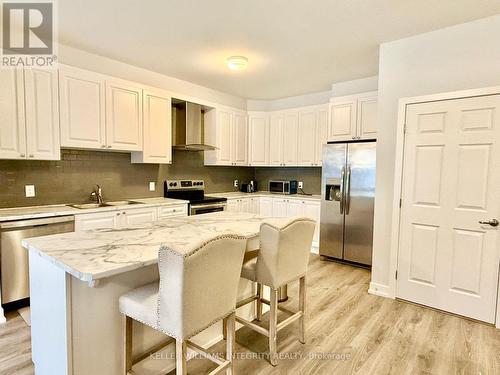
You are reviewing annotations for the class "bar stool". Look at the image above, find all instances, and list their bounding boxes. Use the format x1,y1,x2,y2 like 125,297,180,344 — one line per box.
119,234,247,375
235,217,315,366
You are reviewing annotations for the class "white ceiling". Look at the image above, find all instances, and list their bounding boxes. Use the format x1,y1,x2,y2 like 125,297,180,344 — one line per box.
58,1,500,100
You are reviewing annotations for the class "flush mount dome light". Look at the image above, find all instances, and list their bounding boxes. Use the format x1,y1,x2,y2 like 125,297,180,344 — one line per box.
227,56,248,71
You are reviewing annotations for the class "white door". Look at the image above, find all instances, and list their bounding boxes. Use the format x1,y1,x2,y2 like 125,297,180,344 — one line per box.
122,208,157,227
105,79,143,151
357,93,378,139
24,68,60,160
272,198,288,218
297,110,316,166
269,114,284,166
59,66,107,149
328,99,357,141
397,94,500,323
282,111,298,166
315,106,328,166
232,112,247,165
75,212,120,231
217,109,232,165
248,114,269,166
287,200,303,217
0,69,26,159
133,89,172,164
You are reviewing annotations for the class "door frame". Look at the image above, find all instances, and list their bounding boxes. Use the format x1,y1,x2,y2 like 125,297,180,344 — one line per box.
386,85,500,328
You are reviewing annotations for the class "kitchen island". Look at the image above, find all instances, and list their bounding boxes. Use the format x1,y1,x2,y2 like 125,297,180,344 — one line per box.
22,212,280,375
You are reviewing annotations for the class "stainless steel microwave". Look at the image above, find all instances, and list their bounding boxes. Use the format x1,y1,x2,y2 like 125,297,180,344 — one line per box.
269,180,298,194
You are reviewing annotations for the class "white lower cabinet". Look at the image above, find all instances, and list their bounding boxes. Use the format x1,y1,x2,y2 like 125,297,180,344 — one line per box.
259,198,273,216
272,198,289,218
226,197,259,214
75,204,187,231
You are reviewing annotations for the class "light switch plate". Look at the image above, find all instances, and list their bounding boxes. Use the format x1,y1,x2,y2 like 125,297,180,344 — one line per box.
298,181,303,189
149,182,156,191
234,179,238,187
25,185,35,197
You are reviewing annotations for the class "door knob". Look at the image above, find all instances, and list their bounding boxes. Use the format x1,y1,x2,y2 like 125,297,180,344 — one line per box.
479,219,499,227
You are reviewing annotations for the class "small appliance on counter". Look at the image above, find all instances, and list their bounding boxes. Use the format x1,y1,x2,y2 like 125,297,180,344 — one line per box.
164,179,227,215
269,180,298,195
240,180,257,193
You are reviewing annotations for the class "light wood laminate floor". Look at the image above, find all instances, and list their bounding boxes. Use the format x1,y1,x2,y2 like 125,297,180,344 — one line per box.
1,255,499,374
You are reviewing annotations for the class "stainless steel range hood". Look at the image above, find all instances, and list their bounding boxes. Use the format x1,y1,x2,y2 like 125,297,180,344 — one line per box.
172,101,217,151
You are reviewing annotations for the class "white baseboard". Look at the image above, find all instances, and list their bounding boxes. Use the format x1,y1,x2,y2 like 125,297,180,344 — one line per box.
368,282,393,299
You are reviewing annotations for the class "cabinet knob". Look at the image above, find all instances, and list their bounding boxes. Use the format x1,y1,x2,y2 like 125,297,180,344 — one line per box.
101,145,106,148
107,145,112,148
20,153,25,157
28,154,34,158
122,211,126,214
117,213,121,216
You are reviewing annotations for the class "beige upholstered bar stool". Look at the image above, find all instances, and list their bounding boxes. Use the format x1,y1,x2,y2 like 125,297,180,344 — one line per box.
119,234,247,375
235,217,315,366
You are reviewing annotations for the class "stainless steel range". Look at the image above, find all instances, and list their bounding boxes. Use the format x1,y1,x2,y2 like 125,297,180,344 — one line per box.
164,180,227,215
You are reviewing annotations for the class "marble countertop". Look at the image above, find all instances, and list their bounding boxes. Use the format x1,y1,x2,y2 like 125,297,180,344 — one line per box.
207,191,321,201
0,198,189,222
22,212,287,284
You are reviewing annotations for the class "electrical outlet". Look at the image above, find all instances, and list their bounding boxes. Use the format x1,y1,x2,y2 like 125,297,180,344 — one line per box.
149,181,156,191
234,179,239,187
298,181,303,189
25,185,35,197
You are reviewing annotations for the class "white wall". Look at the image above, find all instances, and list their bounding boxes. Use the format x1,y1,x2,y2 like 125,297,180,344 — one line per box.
372,15,500,291
247,90,331,111
58,44,247,110
331,76,378,97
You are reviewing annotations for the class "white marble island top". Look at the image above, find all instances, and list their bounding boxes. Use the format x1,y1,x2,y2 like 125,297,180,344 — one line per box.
22,212,283,285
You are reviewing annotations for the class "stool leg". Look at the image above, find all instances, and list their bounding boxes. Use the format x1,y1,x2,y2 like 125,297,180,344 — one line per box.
226,312,236,375
176,340,187,375
123,315,132,375
256,283,263,321
269,288,278,366
298,276,306,344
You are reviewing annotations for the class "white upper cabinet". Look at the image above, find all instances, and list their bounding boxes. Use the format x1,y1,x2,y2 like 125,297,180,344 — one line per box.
204,106,247,166
0,68,59,160
298,109,317,166
282,111,298,166
105,79,143,151
328,91,378,141
0,69,26,159
357,93,378,139
248,112,269,166
315,105,328,165
24,68,60,160
59,65,107,150
131,88,172,164
269,113,284,166
232,111,248,165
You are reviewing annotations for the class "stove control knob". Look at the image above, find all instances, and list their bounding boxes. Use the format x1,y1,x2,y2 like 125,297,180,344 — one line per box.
169,183,174,187
173,182,177,186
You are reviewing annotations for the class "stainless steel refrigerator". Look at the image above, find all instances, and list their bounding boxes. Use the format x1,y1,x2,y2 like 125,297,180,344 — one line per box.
319,141,376,266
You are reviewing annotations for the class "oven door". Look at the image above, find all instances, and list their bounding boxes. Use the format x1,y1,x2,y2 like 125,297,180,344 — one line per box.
190,203,227,215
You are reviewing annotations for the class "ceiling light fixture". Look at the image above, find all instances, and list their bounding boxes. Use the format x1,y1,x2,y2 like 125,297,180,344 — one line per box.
227,56,248,71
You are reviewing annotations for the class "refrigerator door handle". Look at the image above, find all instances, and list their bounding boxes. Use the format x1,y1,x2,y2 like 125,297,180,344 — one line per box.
345,165,352,215
340,166,345,214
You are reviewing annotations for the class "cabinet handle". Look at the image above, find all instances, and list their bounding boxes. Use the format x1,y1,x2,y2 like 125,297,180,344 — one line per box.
28,154,34,158
117,213,121,216
122,211,126,214
107,145,112,148
101,145,106,148
20,153,25,157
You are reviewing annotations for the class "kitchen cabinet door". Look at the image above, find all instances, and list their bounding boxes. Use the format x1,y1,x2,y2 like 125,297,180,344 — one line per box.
216,109,232,165
250,197,260,214
328,98,357,141
357,93,378,139
239,198,251,213
272,198,288,218
0,69,26,159
226,199,239,212
157,204,188,219
105,79,143,151
282,111,298,166
248,113,269,166
59,65,107,150
75,211,120,231
121,207,157,227
297,110,316,166
132,89,172,164
232,112,248,166
303,201,321,245
315,105,328,166
269,113,284,166
259,198,273,217
287,200,304,217
24,68,60,160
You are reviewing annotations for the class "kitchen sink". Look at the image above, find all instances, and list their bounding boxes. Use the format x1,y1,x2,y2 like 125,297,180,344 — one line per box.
68,203,111,209
104,200,143,206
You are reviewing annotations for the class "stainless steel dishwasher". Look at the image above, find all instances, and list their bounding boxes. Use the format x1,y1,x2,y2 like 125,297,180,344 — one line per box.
0,216,75,305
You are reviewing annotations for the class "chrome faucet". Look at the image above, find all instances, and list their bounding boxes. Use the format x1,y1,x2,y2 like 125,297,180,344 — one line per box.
90,184,103,204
